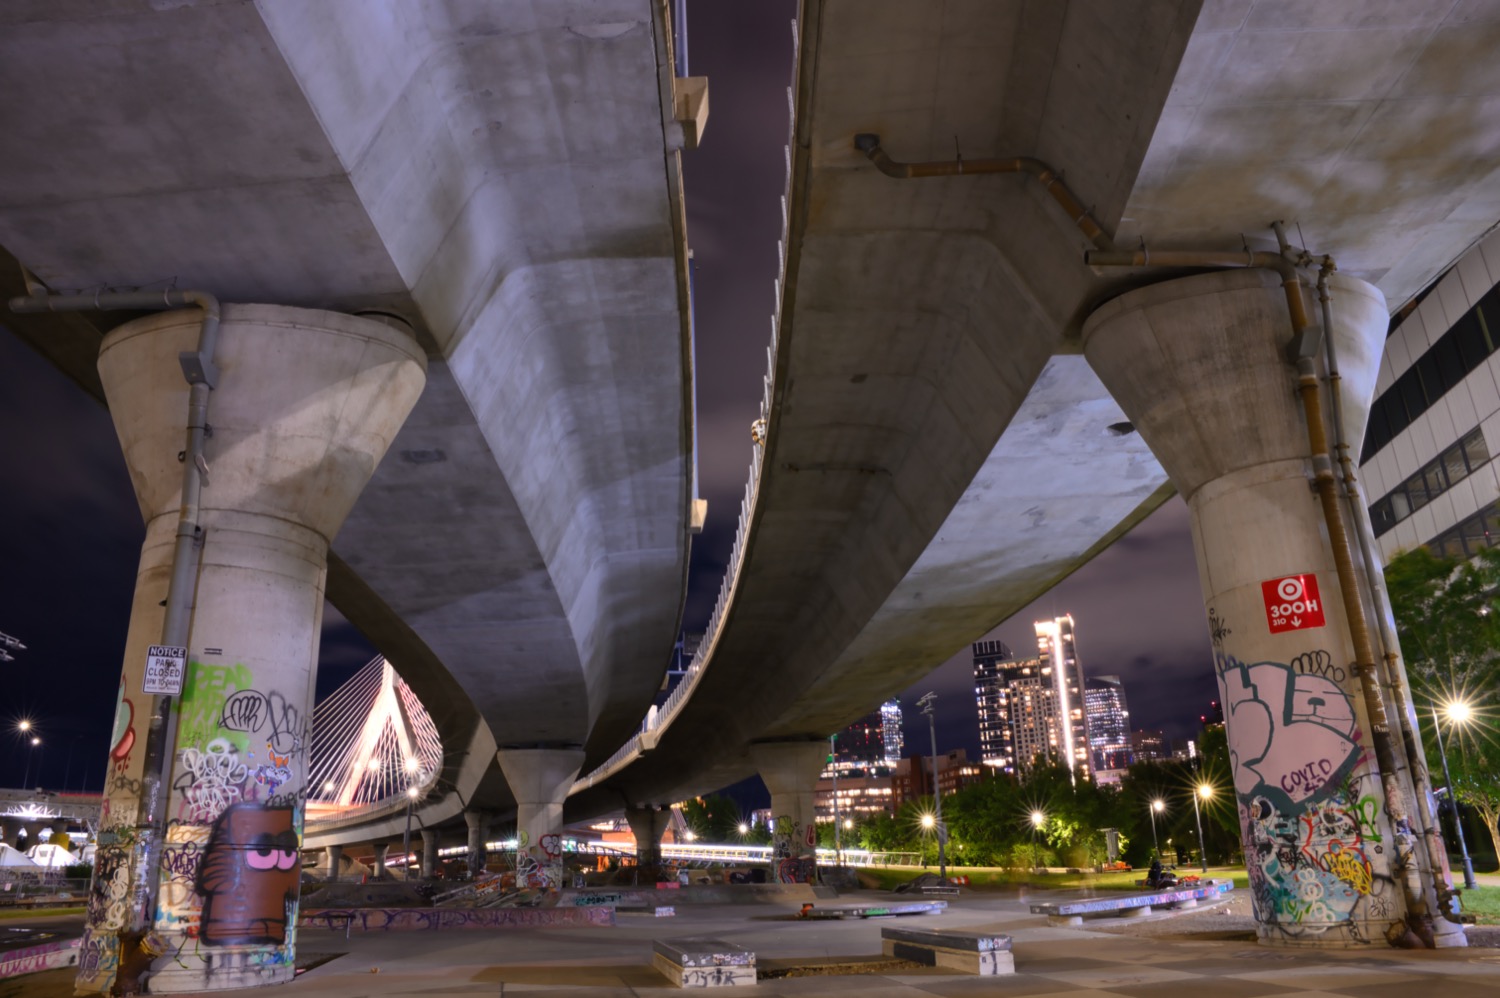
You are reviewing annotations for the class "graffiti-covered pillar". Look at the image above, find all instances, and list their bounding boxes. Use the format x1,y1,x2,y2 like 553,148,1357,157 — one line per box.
80,305,427,994
750,741,826,884
1084,269,1447,947
495,748,584,893
420,830,439,879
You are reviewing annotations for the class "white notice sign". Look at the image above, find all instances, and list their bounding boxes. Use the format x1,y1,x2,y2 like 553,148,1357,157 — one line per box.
143,645,188,695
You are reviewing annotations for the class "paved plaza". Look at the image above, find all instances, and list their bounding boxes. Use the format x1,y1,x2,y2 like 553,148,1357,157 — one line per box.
9,890,1500,998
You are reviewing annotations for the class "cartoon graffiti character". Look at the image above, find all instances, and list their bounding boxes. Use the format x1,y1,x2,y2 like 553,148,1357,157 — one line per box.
195,803,299,946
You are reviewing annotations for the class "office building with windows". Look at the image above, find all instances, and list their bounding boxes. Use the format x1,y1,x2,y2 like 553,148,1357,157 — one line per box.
1361,232,1500,562
1034,615,1091,778
972,639,1016,770
879,699,903,765
1084,675,1131,771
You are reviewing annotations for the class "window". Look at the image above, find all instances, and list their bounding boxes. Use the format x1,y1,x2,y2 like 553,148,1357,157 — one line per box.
1368,425,1490,538
1428,500,1500,559
1362,292,1500,463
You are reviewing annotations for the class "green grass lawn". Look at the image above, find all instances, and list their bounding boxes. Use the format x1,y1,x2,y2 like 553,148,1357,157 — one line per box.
1460,884,1500,924
854,864,1250,892
0,906,85,920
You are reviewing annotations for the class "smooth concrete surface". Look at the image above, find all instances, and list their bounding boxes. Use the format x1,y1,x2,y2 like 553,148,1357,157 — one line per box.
626,806,673,869
86,305,426,994
1083,270,1435,947
17,892,1500,998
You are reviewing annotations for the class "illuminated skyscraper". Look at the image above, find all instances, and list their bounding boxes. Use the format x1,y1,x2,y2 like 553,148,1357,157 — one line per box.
879,699,903,764
1084,675,1130,771
1034,615,1091,779
972,639,1015,770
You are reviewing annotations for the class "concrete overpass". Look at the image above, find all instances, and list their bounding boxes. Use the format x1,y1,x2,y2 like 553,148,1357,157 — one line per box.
5,0,1500,988
565,0,1500,952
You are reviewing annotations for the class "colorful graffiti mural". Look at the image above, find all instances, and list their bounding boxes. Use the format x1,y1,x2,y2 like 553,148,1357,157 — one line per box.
1218,650,1397,943
79,658,311,994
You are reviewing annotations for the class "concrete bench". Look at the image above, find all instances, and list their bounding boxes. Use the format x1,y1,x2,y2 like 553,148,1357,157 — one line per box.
652,938,757,988
880,927,1013,975
920,884,961,897
1029,879,1232,925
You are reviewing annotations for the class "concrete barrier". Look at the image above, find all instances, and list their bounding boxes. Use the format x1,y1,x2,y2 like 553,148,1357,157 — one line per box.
652,937,756,988
880,927,1013,975
0,931,81,980
1028,879,1233,925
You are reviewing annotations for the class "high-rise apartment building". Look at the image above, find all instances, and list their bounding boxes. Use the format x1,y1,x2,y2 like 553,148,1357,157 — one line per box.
1034,615,1091,779
972,639,1015,770
879,699,903,764
1084,675,1130,771
970,617,1093,779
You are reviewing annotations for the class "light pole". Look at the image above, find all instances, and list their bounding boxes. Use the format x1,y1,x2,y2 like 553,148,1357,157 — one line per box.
829,734,842,869
1191,783,1212,873
1149,799,1164,858
1030,810,1045,872
1432,699,1478,890
916,692,947,882
22,733,41,789
402,758,421,881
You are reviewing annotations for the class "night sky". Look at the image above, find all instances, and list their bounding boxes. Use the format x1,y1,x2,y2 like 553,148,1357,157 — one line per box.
0,1,1219,795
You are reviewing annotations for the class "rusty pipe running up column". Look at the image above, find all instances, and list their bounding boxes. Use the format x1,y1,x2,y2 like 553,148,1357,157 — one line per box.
854,134,1114,251
1087,246,1434,945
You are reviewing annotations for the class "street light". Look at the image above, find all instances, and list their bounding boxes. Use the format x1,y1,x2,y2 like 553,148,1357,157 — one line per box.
1432,698,1478,889
22,734,41,789
402,779,421,881
1031,810,1046,872
917,692,948,883
1191,783,1213,873
1149,799,1164,859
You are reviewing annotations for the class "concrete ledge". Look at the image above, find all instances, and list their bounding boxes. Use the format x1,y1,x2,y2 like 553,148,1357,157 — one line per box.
0,931,81,979
799,900,947,920
880,927,1013,975
301,906,613,932
1029,879,1231,919
652,938,756,988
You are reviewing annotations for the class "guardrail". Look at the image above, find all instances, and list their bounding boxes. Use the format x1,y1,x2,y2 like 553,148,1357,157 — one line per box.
574,20,802,795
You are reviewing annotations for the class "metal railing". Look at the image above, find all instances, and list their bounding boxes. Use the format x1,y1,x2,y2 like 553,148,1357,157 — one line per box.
574,21,801,795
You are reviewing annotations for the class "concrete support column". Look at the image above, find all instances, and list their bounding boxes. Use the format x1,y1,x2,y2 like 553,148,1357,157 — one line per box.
495,748,584,893
21,823,42,850
626,805,671,873
1084,269,1442,948
77,305,427,996
463,811,489,879
420,829,440,879
324,845,343,882
750,741,826,884
370,843,389,880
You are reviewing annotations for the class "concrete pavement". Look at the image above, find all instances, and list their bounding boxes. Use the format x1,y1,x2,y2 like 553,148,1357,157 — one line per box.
12,889,1500,997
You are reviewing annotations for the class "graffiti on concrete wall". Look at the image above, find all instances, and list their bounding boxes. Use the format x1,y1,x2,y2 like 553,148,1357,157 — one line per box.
770,814,816,883
78,657,310,995
1217,649,1396,942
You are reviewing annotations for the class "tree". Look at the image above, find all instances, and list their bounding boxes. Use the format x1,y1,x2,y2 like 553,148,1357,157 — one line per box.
1385,545,1500,861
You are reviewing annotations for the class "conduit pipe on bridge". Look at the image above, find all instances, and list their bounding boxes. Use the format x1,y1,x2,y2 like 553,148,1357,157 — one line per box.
1085,244,1441,947
852,133,1115,251
1313,257,1458,920
8,281,221,983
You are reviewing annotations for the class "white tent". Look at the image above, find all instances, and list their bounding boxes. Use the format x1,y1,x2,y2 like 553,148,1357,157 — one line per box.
0,843,37,868
26,843,77,868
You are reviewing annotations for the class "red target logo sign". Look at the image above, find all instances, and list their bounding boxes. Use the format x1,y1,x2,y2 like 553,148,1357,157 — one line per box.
1261,574,1326,634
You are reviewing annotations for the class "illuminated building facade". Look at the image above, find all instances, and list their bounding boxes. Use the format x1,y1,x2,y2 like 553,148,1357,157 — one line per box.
1084,675,1131,771
879,699,903,764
